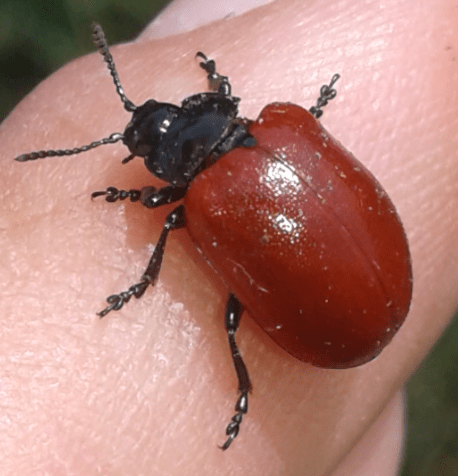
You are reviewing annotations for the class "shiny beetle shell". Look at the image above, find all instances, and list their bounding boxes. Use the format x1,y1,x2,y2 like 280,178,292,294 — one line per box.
185,103,412,369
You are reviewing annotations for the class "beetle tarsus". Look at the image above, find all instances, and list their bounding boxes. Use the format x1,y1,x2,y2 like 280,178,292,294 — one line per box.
98,281,149,318
220,392,249,450
196,51,232,96
310,73,340,119
91,186,141,202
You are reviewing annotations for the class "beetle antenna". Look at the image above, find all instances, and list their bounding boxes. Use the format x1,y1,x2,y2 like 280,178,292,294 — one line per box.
92,23,136,112
14,132,124,162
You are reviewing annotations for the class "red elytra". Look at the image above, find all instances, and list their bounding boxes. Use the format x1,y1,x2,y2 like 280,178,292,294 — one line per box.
185,102,413,369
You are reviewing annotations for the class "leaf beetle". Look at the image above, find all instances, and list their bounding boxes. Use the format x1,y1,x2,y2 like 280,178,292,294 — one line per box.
15,23,413,450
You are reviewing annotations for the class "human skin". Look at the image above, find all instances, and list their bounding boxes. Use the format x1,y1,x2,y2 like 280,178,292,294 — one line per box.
1,0,457,475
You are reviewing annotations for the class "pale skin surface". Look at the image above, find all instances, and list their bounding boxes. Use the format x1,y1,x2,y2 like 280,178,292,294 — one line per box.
1,0,457,474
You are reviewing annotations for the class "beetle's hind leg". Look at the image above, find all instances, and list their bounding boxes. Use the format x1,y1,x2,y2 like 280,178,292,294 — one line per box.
92,185,187,316
219,293,252,450
196,52,232,96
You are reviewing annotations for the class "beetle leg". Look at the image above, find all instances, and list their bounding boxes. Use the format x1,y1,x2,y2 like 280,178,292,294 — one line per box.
91,186,141,202
97,204,186,317
91,184,187,207
196,51,232,96
220,293,252,450
309,73,340,119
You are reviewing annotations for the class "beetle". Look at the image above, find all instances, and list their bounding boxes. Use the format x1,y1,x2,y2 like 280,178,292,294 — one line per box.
15,23,413,450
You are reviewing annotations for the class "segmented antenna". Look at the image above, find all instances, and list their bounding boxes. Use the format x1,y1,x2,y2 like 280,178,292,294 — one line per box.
91,22,136,112
15,133,124,162
14,24,138,163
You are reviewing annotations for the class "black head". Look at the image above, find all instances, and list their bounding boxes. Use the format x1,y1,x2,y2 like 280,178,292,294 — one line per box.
13,23,248,188
123,92,240,186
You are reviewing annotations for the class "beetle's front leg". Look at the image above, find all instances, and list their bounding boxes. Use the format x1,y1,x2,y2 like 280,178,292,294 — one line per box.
98,204,186,317
91,186,141,202
91,184,188,207
92,184,188,317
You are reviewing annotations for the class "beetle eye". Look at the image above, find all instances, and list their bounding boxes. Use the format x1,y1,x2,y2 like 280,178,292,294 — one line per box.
133,137,152,156
123,124,153,157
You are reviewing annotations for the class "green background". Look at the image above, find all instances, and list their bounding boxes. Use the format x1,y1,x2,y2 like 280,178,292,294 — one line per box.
1,1,457,474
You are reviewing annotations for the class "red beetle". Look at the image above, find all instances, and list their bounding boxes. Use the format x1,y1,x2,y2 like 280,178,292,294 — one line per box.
15,23,412,449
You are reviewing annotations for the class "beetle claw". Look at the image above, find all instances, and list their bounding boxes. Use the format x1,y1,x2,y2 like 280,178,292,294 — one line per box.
97,282,149,318
219,392,248,451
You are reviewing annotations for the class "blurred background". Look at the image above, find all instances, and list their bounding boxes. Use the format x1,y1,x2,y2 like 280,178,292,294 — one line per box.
1,1,457,474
